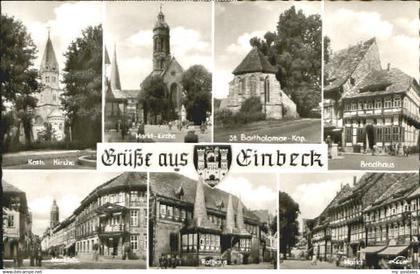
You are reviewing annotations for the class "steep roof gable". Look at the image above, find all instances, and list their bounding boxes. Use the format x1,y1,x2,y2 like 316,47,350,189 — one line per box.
233,47,277,75
40,34,59,71
325,37,377,92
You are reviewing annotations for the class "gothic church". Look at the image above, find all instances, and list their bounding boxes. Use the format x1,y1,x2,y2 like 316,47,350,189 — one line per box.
32,32,66,141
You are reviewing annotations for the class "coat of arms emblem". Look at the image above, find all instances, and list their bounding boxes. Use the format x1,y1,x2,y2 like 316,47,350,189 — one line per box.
193,145,232,188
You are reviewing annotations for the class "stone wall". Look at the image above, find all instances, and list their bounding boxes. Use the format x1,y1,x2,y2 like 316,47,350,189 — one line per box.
227,72,297,119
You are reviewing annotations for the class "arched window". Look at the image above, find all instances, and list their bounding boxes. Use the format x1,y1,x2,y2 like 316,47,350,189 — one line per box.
240,78,246,94
250,75,257,96
170,83,178,107
264,77,270,103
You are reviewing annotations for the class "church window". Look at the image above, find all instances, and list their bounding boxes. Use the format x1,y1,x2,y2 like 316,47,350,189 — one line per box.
264,77,270,103
240,78,246,93
250,75,257,96
170,83,178,107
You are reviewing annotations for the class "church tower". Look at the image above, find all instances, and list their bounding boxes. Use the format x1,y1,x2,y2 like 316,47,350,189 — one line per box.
40,30,59,90
50,199,59,228
152,7,171,73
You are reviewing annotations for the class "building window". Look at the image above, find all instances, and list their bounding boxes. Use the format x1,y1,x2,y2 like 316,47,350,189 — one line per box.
7,215,14,227
375,99,382,109
167,206,173,219
130,235,138,250
130,210,139,226
250,75,257,96
393,96,401,108
46,76,49,82
160,204,166,218
384,97,392,108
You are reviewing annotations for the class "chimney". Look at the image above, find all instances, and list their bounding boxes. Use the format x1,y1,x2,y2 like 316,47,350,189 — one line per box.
387,63,391,71
353,176,357,186
225,194,235,233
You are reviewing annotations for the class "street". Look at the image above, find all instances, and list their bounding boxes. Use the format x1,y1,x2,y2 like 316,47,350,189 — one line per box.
151,262,275,269
280,259,346,269
105,124,212,143
214,118,321,143
2,149,96,169
3,258,147,269
329,154,419,170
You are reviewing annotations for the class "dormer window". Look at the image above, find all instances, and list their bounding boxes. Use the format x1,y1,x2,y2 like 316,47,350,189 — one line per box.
350,77,355,86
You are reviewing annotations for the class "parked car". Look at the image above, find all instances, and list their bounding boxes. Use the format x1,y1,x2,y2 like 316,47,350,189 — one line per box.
388,256,411,269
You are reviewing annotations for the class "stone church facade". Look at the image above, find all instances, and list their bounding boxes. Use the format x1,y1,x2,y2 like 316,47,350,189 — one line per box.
32,32,66,141
226,47,298,119
105,9,186,128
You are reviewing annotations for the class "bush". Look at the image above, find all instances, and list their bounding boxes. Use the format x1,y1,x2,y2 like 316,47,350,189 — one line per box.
215,108,234,127
240,97,263,113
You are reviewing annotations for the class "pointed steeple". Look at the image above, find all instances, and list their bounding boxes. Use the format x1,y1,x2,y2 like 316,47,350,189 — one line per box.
110,46,122,90
225,194,235,233
193,178,209,227
40,29,59,73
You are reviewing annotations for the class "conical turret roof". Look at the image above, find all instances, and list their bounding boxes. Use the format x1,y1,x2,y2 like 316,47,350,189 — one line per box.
111,47,122,90
232,46,277,75
40,32,59,72
224,194,235,234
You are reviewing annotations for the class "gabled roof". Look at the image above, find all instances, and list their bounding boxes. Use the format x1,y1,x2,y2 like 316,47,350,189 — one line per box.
3,180,25,193
150,173,260,222
344,68,418,99
76,173,147,214
324,38,377,92
40,34,59,72
232,47,277,75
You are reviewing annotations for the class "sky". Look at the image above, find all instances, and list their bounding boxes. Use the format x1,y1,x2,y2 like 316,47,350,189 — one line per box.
214,1,321,99
105,1,212,90
279,172,365,232
3,171,120,236
325,1,419,78
179,169,278,215
2,1,103,87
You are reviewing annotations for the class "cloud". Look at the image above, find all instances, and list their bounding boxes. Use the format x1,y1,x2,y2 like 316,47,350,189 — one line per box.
171,26,210,55
226,30,266,55
214,70,233,99
395,17,418,36
218,176,277,214
289,180,342,220
326,9,393,50
127,30,153,47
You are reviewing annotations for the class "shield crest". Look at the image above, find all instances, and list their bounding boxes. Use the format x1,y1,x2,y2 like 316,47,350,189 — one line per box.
193,145,232,188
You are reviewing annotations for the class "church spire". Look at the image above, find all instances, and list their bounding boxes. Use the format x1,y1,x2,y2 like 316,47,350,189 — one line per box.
40,29,59,73
153,6,170,73
110,45,122,90
50,199,59,228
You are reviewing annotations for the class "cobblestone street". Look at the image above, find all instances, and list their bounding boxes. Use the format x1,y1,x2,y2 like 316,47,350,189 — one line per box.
280,259,347,269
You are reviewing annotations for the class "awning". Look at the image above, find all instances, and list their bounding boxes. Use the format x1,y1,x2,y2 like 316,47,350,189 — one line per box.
360,245,386,254
378,245,409,256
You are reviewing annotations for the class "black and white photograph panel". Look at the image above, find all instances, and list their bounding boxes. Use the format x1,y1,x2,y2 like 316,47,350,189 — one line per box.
323,1,420,171
1,1,102,169
279,172,420,270
148,172,278,269
214,1,322,144
2,171,148,269
104,1,212,143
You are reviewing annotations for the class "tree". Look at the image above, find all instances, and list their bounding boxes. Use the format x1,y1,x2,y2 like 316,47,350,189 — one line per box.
251,6,330,117
139,75,171,124
0,15,40,147
279,191,300,259
62,25,102,147
181,65,212,125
